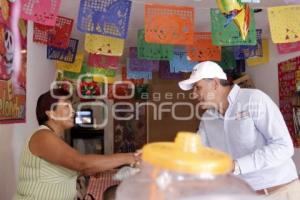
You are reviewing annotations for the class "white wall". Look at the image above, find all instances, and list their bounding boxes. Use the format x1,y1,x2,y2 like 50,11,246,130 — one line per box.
0,1,82,199
0,22,56,199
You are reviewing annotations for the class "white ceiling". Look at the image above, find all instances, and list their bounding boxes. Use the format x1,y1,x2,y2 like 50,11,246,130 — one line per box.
125,0,299,47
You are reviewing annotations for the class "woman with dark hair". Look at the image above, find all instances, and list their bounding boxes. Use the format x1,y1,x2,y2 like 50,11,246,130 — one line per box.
14,89,140,200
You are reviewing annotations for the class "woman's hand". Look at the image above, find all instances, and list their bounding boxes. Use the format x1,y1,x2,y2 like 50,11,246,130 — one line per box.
126,150,142,167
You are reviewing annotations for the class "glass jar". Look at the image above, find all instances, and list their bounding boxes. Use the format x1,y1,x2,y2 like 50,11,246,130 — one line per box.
116,132,260,200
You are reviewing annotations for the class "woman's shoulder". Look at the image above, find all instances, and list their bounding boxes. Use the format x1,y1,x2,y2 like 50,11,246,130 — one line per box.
29,127,61,157
30,127,56,142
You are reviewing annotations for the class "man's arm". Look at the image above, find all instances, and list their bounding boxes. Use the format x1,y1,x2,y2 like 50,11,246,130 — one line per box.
236,91,294,174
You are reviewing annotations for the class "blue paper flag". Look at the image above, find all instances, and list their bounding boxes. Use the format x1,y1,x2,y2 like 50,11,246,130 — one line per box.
126,60,152,80
159,61,183,80
233,29,263,60
129,47,159,72
47,38,79,63
77,0,132,39
170,47,198,73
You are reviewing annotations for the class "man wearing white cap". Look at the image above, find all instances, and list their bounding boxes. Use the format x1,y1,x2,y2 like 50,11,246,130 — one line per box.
178,61,300,199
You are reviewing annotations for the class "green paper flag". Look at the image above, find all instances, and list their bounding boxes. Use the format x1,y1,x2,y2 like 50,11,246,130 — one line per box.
137,29,173,60
211,8,257,46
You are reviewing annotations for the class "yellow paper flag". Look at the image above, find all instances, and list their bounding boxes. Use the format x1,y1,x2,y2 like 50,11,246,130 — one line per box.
85,34,125,56
268,5,300,43
247,39,269,66
93,75,116,84
56,53,84,73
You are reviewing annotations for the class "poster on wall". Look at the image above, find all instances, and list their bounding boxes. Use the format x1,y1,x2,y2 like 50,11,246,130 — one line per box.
113,100,147,153
278,56,300,147
0,1,27,124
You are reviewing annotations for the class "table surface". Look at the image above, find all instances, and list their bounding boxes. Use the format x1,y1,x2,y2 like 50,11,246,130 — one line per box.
86,170,120,200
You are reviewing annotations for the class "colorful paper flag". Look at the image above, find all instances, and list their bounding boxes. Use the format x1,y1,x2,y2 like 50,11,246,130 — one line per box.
268,5,300,43
218,47,237,70
144,4,194,45
137,29,173,60
85,34,125,56
277,41,300,54
56,53,84,73
186,32,221,62
87,54,119,69
33,16,73,48
77,0,132,39
47,38,78,63
21,0,61,26
233,29,263,60
170,47,198,73
159,61,183,80
128,47,159,72
211,8,257,46
247,39,269,66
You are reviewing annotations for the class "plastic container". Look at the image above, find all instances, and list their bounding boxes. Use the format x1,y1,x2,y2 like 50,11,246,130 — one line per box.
116,132,260,200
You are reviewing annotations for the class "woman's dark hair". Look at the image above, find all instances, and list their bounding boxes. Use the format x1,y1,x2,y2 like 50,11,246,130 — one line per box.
36,88,71,125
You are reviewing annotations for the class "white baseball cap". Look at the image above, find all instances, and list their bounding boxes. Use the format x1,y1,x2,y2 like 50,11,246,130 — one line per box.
178,61,227,91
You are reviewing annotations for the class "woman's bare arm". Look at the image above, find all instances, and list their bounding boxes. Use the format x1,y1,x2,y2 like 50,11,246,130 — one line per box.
29,130,137,176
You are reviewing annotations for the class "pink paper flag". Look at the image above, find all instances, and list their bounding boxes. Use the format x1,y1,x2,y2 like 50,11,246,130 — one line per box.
87,54,120,70
277,41,300,54
21,0,61,26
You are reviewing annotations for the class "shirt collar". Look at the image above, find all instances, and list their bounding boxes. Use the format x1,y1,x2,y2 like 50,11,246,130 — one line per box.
227,84,240,105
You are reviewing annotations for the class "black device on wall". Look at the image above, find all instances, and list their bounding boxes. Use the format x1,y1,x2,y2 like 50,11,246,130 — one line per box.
74,109,93,128
71,108,104,154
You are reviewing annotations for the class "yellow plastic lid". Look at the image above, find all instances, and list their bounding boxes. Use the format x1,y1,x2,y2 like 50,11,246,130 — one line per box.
142,132,233,175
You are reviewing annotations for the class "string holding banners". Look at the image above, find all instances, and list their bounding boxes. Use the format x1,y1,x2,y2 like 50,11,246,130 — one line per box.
144,4,194,45
21,0,61,26
47,38,78,63
170,47,198,73
85,33,125,56
211,8,257,46
128,47,159,72
186,32,221,62
77,0,132,39
137,29,173,60
268,5,300,43
233,29,263,60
